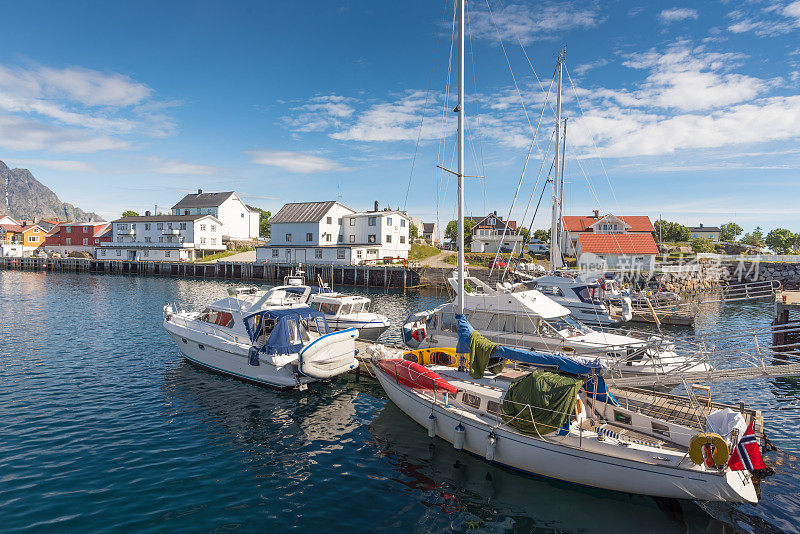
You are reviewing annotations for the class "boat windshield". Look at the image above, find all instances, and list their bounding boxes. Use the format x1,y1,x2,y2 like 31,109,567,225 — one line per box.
543,316,591,338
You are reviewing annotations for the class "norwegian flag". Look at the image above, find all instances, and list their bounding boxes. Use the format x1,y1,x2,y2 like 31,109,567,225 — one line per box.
728,423,771,477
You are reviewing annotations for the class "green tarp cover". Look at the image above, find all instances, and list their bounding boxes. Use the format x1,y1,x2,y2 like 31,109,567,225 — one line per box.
501,371,585,435
468,330,504,379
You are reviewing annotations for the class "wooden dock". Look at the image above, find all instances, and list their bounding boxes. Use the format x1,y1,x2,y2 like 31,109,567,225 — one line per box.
0,256,421,290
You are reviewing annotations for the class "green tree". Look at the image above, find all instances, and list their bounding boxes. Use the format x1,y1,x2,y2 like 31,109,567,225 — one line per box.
740,226,765,248
445,219,477,249
121,210,139,217
765,228,796,254
654,220,691,242
690,237,716,253
518,227,529,242
409,223,418,240
532,229,550,242
255,208,271,237
719,222,743,243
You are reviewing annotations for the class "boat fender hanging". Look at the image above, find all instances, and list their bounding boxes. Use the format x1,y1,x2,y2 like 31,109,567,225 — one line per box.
427,413,436,438
248,346,260,366
486,431,496,462
689,433,728,467
453,424,465,450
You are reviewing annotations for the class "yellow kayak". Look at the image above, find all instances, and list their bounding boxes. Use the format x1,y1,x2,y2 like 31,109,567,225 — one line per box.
403,347,459,367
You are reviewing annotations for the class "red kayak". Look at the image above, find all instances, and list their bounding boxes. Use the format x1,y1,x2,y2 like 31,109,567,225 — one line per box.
377,359,458,394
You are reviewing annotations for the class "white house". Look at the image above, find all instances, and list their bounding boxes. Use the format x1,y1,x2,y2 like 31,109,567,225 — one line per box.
171,190,260,241
256,201,411,265
99,213,226,261
0,215,21,226
469,213,523,253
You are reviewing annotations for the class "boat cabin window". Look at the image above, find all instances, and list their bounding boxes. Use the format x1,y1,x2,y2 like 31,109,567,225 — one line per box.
486,401,501,415
543,316,589,337
255,317,277,346
439,312,457,332
287,320,306,345
340,303,352,315
461,392,481,409
539,285,564,297
312,301,340,316
487,314,539,335
573,286,602,304
198,308,235,328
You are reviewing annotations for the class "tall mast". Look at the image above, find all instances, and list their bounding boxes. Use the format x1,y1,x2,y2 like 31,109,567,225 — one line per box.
550,52,564,270
456,0,465,314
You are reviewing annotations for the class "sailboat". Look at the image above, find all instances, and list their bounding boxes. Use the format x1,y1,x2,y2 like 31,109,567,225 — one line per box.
371,0,770,503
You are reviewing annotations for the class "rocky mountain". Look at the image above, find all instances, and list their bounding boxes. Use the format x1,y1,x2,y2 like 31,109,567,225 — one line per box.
0,160,101,222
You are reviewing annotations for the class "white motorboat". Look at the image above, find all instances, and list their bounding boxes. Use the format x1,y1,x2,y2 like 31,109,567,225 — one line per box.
527,273,631,326
402,275,707,377
308,292,390,341
163,288,358,389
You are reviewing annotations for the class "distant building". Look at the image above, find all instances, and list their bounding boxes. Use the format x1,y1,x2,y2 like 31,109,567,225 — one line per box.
561,211,658,271
687,224,720,242
469,212,523,253
0,216,21,227
171,190,259,240
256,200,411,265
422,222,436,244
100,213,225,261
44,222,111,257
0,223,23,245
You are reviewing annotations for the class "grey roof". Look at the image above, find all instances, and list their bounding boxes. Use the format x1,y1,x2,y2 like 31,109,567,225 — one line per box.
171,191,236,209
422,223,435,233
687,226,721,232
111,214,220,223
271,201,350,224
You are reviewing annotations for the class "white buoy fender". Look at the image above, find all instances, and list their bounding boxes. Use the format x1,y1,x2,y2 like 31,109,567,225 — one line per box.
621,296,633,322
453,424,465,450
486,431,496,462
427,413,436,438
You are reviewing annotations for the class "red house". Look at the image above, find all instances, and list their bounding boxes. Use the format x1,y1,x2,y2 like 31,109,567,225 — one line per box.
44,222,111,257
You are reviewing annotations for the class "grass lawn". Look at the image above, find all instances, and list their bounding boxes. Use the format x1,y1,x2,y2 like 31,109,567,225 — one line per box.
409,243,441,261
196,251,238,262
443,252,531,267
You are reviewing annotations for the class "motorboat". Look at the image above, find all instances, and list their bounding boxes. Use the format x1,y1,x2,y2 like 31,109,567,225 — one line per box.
369,319,767,503
523,273,631,326
402,275,707,377
307,292,390,341
163,288,358,389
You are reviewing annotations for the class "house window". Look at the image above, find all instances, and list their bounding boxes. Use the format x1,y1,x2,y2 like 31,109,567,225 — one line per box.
145,224,151,230
158,223,163,230
326,216,332,224
83,238,88,245
165,251,170,258
180,223,187,230
211,238,216,245
306,233,313,242
200,224,206,231
184,209,189,215
286,233,292,242
400,236,406,244
144,250,149,257
117,237,122,243
315,249,322,259
338,234,343,243
132,224,137,230
488,217,495,226
337,249,345,259
368,234,376,244
337,218,342,224
326,234,331,242
272,249,279,257
386,235,392,243
116,250,121,256
66,238,72,245
286,249,291,258
386,217,392,226
356,250,363,259
66,227,71,233
350,235,355,243
145,237,152,243
210,225,216,231
159,237,164,242
101,250,106,256
401,219,406,227
368,217,376,226
81,227,87,233
200,237,206,244
350,218,355,226
241,213,245,218
28,236,37,242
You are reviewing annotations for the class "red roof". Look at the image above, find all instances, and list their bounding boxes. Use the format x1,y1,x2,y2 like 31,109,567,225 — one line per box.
563,215,655,233
0,224,24,232
579,233,659,255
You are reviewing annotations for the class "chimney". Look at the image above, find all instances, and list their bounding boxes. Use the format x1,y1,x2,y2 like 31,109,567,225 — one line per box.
197,188,203,195
374,200,379,212
145,210,151,217
699,223,703,228
494,210,497,216
593,209,599,218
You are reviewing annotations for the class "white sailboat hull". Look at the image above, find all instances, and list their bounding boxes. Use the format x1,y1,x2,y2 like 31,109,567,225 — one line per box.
371,362,758,503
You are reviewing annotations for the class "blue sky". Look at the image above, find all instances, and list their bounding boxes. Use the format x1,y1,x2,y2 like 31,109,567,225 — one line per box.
1,1,799,233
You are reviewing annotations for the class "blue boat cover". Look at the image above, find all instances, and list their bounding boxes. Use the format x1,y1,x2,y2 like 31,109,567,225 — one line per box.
455,314,601,376
244,307,329,358
283,286,332,296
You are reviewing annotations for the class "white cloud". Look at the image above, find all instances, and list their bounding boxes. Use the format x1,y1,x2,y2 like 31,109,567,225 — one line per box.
148,158,220,176
573,58,610,76
282,95,355,133
468,1,601,45
658,8,698,24
727,3,800,36
0,114,127,152
247,149,346,173
5,158,95,172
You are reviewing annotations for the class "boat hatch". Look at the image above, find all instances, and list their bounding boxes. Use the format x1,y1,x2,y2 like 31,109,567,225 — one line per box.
243,307,330,354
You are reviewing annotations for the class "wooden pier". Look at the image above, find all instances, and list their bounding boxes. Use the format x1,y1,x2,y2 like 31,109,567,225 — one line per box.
774,290,800,354
0,256,421,289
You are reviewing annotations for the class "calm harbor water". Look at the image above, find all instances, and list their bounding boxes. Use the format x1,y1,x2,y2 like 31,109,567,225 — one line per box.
1,269,799,533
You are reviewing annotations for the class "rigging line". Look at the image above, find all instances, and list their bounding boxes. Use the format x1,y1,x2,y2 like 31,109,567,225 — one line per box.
494,0,550,102
564,63,620,210
437,0,458,242
466,2,488,215
402,0,448,212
